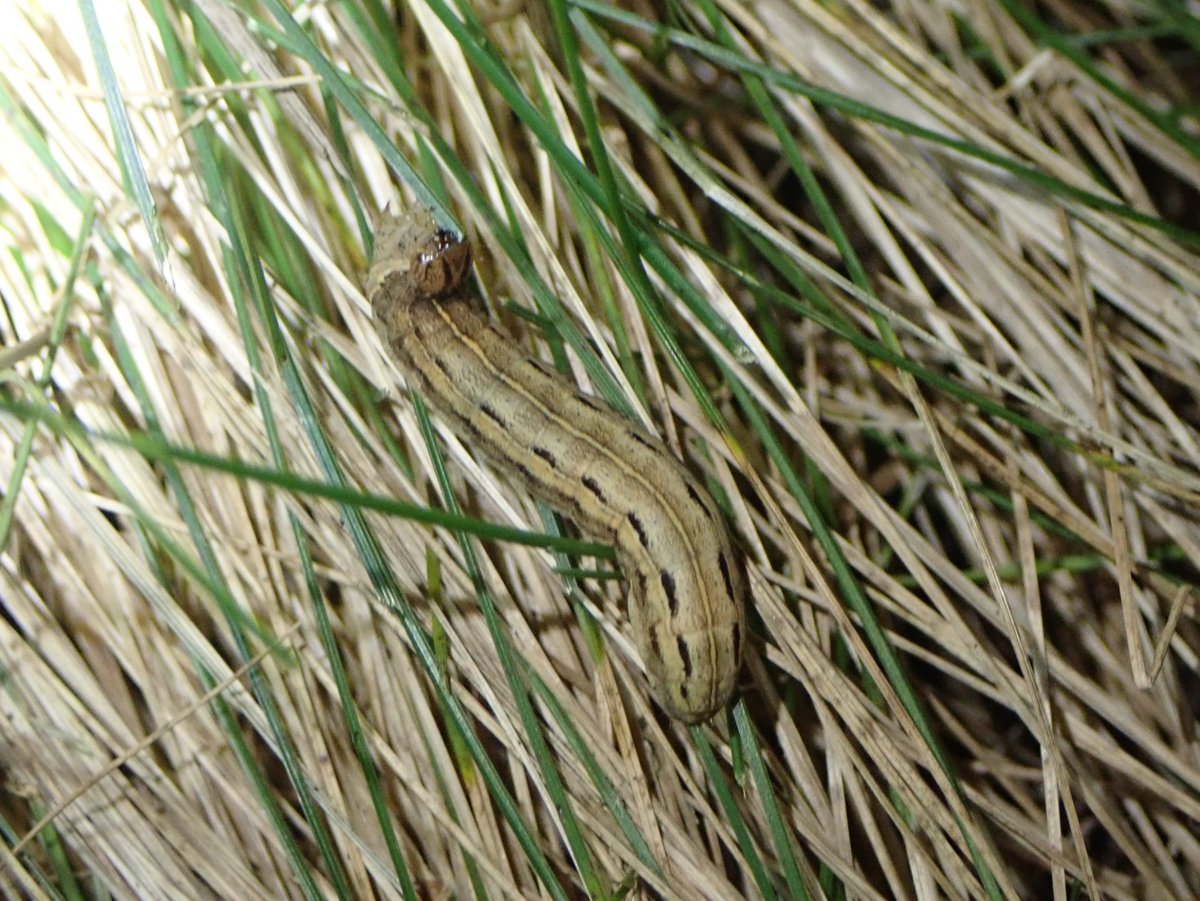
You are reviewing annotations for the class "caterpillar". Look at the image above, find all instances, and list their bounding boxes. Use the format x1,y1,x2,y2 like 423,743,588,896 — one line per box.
367,207,745,722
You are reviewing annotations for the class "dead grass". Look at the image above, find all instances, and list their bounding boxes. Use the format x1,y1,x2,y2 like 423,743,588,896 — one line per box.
1,0,1198,898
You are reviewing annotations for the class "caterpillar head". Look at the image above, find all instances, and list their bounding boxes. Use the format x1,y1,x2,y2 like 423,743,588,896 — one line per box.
368,207,471,302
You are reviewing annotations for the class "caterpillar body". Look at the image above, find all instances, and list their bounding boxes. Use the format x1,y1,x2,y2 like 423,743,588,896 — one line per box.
368,208,745,722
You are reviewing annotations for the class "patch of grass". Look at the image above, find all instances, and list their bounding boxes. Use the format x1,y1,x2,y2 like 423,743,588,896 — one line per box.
1,0,1198,897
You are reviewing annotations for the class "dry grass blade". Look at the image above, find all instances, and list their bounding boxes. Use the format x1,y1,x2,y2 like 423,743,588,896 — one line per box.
1,0,1198,898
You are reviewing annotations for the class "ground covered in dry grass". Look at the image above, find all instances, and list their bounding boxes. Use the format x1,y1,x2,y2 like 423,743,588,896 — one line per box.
1,0,1199,898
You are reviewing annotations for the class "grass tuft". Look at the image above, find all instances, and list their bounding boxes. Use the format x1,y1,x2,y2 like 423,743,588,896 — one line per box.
1,0,1198,896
